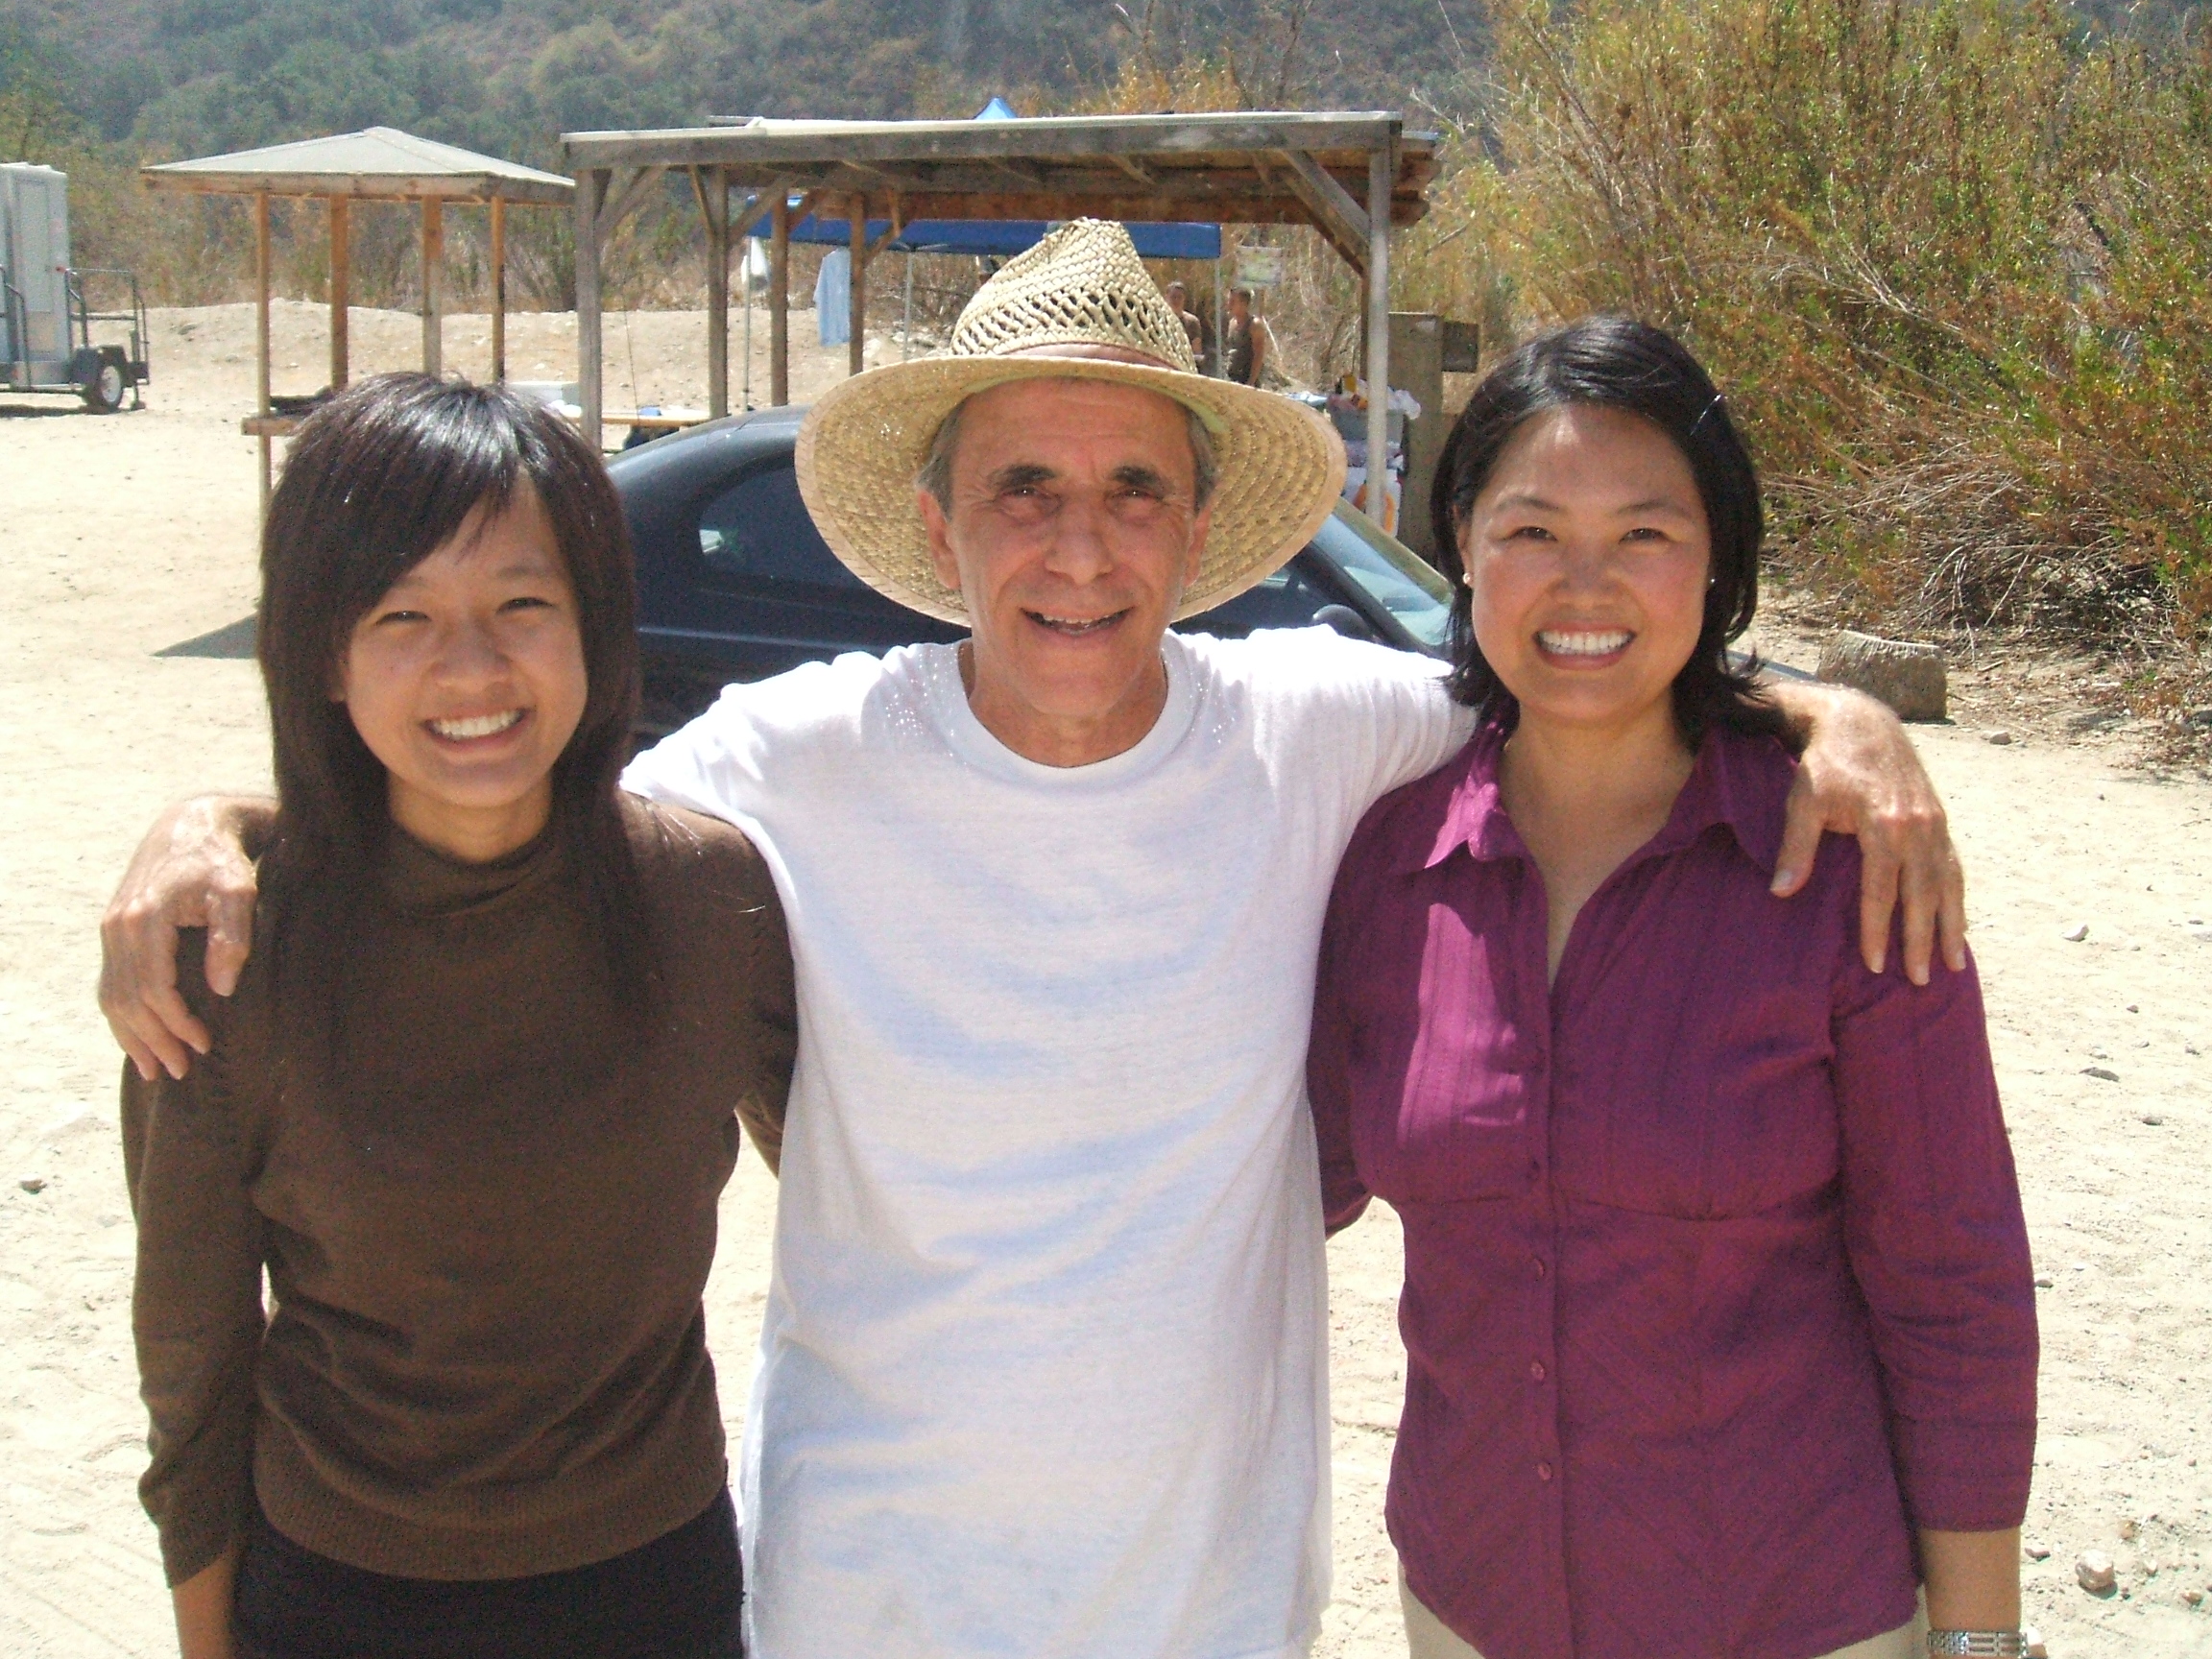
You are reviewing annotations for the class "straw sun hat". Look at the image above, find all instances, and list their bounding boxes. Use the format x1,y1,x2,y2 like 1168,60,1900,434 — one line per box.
793,218,1347,623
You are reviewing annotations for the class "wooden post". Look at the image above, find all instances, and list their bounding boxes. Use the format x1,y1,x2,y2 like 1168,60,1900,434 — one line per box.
490,194,507,384
1213,259,1225,378
576,168,604,449
421,196,444,376
255,191,272,520
770,195,790,406
848,194,866,377
1389,312,1446,561
327,195,349,390
1362,144,1392,532
704,166,729,419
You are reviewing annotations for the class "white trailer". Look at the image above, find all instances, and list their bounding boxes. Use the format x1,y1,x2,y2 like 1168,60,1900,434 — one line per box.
1,161,150,411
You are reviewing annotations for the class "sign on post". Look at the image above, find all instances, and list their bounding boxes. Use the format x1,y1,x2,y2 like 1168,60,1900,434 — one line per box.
1234,246,1286,290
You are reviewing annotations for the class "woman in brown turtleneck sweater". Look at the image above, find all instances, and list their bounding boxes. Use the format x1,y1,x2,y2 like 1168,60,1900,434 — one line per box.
122,375,795,1659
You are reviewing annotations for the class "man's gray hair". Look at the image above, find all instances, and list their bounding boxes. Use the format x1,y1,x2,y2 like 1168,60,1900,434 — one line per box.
916,394,1218,514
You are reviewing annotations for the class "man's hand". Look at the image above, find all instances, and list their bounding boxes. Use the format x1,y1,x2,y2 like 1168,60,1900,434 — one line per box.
99,796,273,1081
1769,684,1966,984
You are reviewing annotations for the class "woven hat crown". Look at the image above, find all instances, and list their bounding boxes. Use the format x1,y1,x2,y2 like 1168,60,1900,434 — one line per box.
947,219,1197,371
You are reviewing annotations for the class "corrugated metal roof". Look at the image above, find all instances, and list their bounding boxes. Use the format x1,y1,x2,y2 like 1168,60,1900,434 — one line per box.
143,127,573,204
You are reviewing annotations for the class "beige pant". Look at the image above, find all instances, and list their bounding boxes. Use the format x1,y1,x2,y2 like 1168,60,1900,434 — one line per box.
1398,1565,1923,1659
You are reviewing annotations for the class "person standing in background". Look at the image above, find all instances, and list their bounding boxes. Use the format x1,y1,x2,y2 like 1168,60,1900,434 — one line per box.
1163,279,1204,362
1224,286,1269,387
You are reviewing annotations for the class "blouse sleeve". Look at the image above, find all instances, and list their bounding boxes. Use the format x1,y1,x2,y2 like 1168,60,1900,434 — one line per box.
1831,924,2038,1533
1308,860,1374,1236
122,928,270,1586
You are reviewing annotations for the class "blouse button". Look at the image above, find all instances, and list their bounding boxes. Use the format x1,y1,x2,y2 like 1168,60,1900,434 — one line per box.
1528,1359,1547,1383
1531,1257,1547,1280
1537,1461,1554,1482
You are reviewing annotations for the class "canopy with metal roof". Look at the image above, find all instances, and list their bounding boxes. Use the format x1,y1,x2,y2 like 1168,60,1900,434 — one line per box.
143,128,574,513
561,110,1435,515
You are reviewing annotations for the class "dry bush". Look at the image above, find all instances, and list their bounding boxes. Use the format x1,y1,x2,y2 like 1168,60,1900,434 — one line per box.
1394,0,2212,731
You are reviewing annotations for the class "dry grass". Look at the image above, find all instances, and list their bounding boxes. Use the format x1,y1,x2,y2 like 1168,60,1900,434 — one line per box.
1385,0,2212,742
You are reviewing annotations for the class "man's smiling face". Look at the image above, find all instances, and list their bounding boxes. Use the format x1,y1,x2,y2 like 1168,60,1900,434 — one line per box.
919,376,1213,766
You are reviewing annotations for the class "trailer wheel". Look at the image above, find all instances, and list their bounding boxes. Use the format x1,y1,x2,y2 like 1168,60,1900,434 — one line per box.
83,361,127,413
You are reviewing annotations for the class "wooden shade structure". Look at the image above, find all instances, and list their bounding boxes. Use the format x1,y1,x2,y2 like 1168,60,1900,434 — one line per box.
142,127,573,516
561,111,1435,524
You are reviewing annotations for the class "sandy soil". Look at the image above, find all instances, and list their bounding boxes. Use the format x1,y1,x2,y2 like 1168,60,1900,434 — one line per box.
2,306,2208,1656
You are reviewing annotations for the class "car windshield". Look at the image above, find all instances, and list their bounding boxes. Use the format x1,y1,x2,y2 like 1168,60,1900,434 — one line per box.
1318,504,1454,649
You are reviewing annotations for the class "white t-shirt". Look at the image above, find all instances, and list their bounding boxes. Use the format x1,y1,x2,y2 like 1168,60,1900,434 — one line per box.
622,628,1469,1659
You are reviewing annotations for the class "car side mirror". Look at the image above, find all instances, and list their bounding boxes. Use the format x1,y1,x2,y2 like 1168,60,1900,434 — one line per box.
1314,604,1378,643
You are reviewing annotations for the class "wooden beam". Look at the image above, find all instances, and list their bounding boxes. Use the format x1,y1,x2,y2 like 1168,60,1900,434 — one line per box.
1108,153,1154,184
576,167,605,447
489,194,507,384
560,110,1411,169
730,188,775,242
865,196,904,262
1362,144,1393,534
327,194,349,390
421,196,444,375
1276,149,1371,273
255,191,272,521
769,195,789,406
596,164,665,241
848,195,866,377
705,186,1395,229
698,165,730,419
142,169,573,206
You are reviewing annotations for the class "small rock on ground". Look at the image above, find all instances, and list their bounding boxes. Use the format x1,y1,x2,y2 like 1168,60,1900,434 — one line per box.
2077,1549,2118,1594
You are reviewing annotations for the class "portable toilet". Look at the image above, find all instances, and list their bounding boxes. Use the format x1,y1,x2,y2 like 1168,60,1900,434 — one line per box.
1,162,70,375
1,161,148,409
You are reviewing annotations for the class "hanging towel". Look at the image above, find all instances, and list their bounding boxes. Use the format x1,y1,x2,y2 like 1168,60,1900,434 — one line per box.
817,249,851,347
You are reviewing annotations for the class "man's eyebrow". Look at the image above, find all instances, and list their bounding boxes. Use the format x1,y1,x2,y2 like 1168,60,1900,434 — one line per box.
1109,463,1176,494
985,462,1057,493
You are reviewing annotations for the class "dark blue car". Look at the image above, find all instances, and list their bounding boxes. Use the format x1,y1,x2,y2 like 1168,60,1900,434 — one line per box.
610,406,1455,735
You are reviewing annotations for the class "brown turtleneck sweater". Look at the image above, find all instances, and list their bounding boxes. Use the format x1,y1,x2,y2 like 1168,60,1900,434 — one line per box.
123,797,796,1587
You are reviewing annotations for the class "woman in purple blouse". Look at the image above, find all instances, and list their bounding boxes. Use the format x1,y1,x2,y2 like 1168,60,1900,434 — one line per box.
1308,319,2037,1659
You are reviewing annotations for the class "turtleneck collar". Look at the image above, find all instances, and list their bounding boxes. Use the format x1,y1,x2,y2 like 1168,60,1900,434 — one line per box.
375,817,568,920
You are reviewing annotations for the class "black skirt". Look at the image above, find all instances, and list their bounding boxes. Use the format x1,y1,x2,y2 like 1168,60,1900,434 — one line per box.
234,1488,743,1659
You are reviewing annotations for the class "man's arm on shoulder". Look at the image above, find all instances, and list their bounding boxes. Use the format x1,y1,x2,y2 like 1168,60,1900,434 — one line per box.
1765,680,1966,985
101,796,275,1081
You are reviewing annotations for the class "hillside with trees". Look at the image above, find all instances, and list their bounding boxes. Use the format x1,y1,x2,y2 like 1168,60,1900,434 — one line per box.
3,0,1489,165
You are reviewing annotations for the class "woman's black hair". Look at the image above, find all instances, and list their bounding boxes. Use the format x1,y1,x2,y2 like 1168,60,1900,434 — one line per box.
256,373,653,1051
1430,315,1801,752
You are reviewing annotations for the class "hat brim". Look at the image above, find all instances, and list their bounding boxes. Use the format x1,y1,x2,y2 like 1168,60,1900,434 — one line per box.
793,356,1349,625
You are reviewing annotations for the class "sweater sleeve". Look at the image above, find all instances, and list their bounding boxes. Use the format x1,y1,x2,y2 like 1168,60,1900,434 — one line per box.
121,930,269,1586
733,872,798,1177
1830,919,2038,1533
639,800,800,1176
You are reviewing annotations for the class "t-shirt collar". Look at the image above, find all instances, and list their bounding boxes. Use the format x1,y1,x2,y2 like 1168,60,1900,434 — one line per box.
931,632,1202,787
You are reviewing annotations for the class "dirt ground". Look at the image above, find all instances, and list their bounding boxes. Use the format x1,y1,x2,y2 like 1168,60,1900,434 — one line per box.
2,304,2208,1657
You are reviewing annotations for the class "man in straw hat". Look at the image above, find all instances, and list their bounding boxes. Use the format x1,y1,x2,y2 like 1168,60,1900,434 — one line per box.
103,221,1962,1658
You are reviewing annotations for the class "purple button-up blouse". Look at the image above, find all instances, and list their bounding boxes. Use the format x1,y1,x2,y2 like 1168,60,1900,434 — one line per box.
1309,722,2037,1659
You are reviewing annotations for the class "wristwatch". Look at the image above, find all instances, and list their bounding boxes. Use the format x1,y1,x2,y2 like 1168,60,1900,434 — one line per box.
1926,1632,2030,1657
